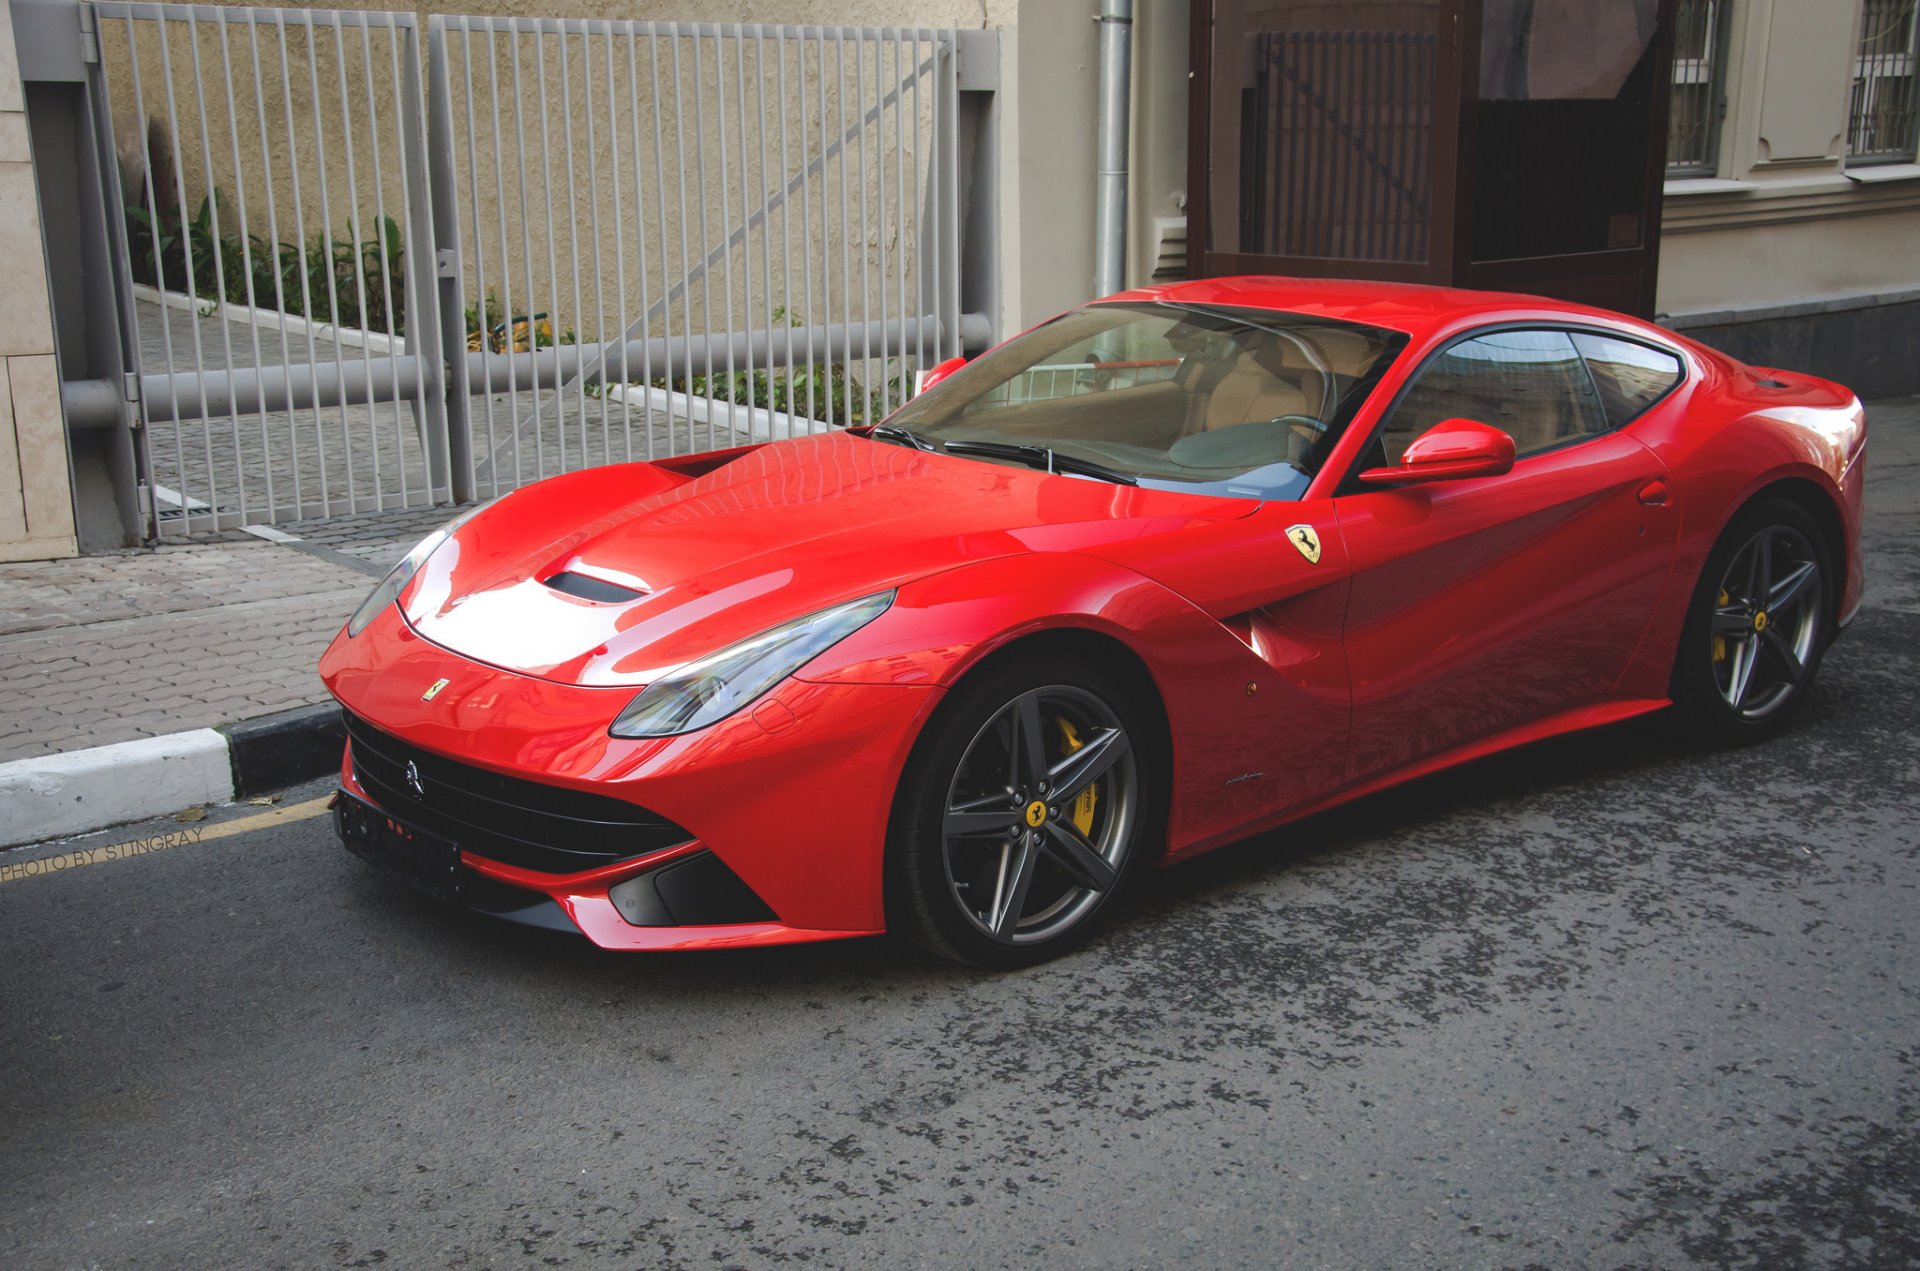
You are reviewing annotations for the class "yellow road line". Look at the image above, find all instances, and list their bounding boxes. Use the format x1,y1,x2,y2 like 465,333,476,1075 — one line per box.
0,796,333,885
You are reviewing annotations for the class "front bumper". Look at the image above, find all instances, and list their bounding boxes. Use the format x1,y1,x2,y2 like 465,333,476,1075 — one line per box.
320,603,941,950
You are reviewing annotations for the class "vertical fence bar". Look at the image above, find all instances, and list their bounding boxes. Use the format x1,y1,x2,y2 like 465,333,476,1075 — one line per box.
357,18,401,506
457,20,497,501
776,30,796,425
537,25,569,474
581,23,610,463
798,33,818,427
183,9,246,521
555,22,587,462
734,28,756,441
304,16,361,512
358,19,406,508
214,10,274,520
890,34,907,413
908,31,924,382
607,26,633,460
508,25,543,483
154,15,218,528
937,30,960,359
712,25,736,446
273,14,328,516
624,24,655,460
115,10,181,533
392,14,444,504
754,28,775,433
331,14,383,510
483,19,522,493
855,33,873,420
670,31,695,450
426,17,472,502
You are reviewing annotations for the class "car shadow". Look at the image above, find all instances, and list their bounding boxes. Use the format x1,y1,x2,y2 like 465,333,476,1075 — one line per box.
353,707,1749,996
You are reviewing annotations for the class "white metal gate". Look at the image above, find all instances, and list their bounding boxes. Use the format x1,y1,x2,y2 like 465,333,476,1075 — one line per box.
91,2,986,536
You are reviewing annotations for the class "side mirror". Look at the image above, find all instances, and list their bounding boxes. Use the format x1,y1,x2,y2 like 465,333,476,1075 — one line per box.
1358,418,1516,486
914,355,967,395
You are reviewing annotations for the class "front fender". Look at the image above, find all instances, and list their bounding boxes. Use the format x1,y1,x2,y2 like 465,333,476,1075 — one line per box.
798,551,1351,856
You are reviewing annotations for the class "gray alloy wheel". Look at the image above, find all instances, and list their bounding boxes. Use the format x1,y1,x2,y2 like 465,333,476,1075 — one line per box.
1673,497,1832,743
1709,522,1825,721
889,652,1155,968
939,683,1139,946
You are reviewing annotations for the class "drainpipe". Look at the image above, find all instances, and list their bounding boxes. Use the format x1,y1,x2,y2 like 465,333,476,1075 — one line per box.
1093,0,1133,299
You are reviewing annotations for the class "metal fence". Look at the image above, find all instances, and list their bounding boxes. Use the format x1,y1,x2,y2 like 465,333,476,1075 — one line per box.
1850,0,1919,165
1666,0,1729,177
88,2,984,535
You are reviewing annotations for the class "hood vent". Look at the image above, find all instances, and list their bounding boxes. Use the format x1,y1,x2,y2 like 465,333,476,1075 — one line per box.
543,571,645,604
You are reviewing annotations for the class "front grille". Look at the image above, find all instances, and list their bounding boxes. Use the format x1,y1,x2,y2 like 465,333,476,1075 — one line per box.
343,711,694,874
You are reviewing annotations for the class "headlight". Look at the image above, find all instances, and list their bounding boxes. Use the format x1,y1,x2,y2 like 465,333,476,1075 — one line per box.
346,508,478,636
610,591,894,738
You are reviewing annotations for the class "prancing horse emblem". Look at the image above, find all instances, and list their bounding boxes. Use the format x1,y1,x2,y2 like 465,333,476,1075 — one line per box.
404,760,425,799
1286,524,1322,565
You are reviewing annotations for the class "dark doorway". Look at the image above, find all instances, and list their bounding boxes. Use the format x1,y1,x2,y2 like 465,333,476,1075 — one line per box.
1187,0,1678,317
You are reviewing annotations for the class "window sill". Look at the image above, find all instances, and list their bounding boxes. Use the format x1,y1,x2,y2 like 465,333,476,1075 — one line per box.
1844,162,1920,184
1663,176,1756,196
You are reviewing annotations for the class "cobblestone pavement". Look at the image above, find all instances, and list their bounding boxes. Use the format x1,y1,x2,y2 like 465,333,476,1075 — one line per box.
0,537,367,761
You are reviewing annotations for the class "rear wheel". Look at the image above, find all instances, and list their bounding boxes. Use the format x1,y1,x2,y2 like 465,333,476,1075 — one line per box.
889,653,1154,968
1672,498,1830,743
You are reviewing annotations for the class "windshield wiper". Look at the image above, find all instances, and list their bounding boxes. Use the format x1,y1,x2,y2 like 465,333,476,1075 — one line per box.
940,439,1138,486
859,423,938,451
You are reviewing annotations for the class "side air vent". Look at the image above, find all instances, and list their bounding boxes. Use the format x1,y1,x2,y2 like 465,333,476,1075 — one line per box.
544,571,644,603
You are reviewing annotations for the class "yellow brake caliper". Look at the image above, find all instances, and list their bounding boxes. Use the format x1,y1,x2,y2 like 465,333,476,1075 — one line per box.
1714,588,1730,662
1055,719,1098,834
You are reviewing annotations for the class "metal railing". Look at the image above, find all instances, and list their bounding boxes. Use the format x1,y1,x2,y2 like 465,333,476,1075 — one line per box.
1667,0,1730,177
86,2,986,535
1850,0,1920,165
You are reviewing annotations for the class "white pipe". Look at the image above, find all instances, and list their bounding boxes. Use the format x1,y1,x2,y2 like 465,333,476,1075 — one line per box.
1093,0,1134,298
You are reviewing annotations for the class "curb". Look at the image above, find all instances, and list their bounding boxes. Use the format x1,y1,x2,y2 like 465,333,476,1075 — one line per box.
0,704,344,849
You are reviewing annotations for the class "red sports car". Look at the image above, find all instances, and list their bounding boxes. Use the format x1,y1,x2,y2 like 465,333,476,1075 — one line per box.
320,277,1866,966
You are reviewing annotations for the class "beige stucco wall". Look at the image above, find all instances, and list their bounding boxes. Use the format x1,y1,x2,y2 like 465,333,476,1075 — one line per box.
0,0,77,563
104,0,1190,347
1656,0,1920,316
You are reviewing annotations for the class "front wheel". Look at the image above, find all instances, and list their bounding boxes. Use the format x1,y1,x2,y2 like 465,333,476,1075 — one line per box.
888,653,1155,968
1672,498,1831,743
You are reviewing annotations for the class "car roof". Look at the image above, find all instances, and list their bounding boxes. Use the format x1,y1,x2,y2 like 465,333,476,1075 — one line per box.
1101,275,1645,343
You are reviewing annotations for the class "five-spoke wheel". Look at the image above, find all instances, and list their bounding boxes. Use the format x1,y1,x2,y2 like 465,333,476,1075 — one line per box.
1675,498,1831,740
890,654,1153,967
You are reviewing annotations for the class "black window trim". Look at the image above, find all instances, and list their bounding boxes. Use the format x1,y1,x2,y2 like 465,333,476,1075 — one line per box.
1334,320,1692,495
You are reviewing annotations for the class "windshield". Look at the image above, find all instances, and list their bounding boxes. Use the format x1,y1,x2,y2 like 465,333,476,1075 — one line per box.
878,301,1407,500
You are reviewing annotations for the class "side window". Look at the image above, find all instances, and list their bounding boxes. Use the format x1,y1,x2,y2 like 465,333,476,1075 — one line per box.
1379,330,1607,464
1572,333,1685,428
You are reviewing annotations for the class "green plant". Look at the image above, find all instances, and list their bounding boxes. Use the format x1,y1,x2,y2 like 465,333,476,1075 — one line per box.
126,189,409,338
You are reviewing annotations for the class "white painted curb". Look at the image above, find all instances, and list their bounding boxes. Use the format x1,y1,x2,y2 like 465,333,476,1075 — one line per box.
0,730,236,848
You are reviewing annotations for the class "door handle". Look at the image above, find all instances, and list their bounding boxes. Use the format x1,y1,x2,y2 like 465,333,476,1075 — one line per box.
1637,478,1671,506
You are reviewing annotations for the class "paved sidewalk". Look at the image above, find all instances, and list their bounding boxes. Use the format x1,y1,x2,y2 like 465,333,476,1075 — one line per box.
0,511,442,764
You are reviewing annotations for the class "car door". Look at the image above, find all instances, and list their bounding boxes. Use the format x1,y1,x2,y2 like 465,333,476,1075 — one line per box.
1332,327,1681,781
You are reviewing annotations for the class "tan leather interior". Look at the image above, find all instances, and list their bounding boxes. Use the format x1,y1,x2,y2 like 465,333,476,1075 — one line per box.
1202,347,1319,432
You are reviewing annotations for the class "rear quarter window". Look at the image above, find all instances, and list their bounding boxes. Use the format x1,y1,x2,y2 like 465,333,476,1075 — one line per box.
1572,333,1684,428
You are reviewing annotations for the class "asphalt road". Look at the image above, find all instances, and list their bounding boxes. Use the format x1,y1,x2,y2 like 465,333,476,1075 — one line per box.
4,407,1916,1270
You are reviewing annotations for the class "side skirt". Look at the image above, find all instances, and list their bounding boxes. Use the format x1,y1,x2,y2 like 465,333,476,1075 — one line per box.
1161,696,1672,865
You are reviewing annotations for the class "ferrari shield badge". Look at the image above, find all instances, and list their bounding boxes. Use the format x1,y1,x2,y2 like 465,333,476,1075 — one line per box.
1286,524,1322,565
421,677,450,701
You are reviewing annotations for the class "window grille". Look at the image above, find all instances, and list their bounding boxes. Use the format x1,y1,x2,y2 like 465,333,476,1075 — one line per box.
1667,0,1731,176
1850,0,1920,164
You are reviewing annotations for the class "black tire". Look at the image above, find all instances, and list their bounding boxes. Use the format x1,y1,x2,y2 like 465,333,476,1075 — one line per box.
1671,497,1832,744
887,651,1158,968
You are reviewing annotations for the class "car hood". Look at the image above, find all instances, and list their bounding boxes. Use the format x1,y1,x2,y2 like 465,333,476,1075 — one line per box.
400,431,1252,687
